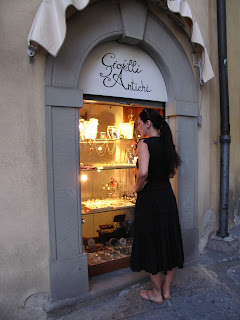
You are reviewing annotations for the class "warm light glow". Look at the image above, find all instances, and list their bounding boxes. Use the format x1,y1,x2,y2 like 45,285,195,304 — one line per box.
81,174,88,182
97,169,101,172
98,146,102,151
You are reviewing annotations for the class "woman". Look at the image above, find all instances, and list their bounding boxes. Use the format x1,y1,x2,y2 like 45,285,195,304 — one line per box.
130,108,184,304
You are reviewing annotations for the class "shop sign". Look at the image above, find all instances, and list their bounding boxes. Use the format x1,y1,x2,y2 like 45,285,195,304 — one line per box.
79,42,167,102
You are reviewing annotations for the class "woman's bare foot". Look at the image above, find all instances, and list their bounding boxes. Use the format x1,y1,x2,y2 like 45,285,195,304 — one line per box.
162,292,172,300
140,290,163,304
162,269,175,300
162,286,172,300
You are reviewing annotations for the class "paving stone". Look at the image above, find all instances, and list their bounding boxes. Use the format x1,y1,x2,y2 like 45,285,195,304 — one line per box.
136,266,217,298
49,261,240,320
206,260,240,298
12,307,47,320
186,247,240,268
170,266,216,293
124,307,179,320
170,289,240,320
111,287,167,319
55,286,166,320
24,226,240,320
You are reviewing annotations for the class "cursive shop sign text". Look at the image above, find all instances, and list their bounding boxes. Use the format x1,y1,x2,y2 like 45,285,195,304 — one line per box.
79,42,167,101
100,53,151,93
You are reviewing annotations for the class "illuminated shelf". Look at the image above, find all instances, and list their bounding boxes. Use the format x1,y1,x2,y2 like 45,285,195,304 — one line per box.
79,139,136,143
80,164,136,171
81,204,135,215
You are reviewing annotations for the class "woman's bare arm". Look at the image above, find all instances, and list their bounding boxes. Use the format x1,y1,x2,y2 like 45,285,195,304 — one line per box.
134,140,149,193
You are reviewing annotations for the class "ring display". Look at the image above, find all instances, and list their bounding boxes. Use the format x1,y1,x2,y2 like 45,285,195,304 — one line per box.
88,238,95,248
109,238,118,247
119,237,127,246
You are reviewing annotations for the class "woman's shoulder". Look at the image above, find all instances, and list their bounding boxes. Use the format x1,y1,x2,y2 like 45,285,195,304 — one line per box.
137,139,150,154
144,136,161,145
137,138,148,147
137,137,161,147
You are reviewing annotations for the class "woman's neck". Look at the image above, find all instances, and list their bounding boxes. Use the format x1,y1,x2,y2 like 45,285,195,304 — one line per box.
146,127,160,138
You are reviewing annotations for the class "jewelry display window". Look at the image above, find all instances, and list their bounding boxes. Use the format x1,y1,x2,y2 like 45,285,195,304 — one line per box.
79,100,163,277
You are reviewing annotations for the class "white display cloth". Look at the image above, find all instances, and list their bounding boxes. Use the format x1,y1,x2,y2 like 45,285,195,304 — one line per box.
27,0,214,83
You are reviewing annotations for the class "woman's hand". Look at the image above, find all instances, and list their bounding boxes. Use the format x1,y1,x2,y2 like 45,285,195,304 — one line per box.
134,181,147,193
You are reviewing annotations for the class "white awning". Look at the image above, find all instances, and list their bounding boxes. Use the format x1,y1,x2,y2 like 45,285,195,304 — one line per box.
167,0,214,83
28,0,214,83
27,0,90,56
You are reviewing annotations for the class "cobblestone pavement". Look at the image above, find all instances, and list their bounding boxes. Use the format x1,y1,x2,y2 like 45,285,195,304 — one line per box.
12,226,240,320
47,245,240,319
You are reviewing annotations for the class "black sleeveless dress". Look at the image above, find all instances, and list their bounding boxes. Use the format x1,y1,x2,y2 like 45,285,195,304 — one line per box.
130,137,184,275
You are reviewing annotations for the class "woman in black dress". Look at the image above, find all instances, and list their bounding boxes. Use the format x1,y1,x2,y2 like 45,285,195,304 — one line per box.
130,108,184,304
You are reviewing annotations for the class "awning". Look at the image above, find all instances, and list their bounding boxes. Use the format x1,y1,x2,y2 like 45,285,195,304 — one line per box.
27,0,90,55
167,0,214,83
28,0,214,83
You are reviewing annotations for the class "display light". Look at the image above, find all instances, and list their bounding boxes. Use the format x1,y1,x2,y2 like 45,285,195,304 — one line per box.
81,174,88,182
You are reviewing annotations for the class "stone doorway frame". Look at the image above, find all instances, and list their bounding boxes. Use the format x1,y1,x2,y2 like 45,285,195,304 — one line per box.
45,0,198,303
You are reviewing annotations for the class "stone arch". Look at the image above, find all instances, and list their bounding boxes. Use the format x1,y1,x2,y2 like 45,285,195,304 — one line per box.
45,0,198,302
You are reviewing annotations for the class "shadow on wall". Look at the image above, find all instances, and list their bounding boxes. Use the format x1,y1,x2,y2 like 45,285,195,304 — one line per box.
199,208,217,253
229,181,240,228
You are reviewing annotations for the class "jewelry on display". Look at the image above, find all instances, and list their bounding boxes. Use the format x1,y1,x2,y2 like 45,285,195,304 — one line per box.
79,110,138,276
119,237,127,246
85,139,94,155
106,140,116,154
88,238,96,248
109,238,118,247
95,141,107,156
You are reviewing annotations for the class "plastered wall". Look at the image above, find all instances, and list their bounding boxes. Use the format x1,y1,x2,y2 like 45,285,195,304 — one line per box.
226,2,240,227
0,0,49,318
0,0,239,316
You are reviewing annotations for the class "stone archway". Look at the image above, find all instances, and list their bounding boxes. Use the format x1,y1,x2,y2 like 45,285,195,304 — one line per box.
45,0,198,302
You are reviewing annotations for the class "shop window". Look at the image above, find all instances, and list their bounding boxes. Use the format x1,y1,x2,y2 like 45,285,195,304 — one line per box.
79,100,163,277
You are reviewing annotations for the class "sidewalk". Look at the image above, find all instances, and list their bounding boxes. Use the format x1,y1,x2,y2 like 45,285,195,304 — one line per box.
25,226,240,320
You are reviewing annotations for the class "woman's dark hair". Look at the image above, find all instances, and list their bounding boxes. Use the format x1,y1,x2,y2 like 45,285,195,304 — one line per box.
139,108,182,175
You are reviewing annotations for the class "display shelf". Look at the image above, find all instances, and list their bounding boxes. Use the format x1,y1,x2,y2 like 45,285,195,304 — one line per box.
86,242,132,277
80,139,136,143
88,256,130,277
82,203,135,215
80,164,136,171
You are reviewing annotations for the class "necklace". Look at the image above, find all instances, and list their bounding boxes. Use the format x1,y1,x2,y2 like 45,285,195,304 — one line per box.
95,141,107,156
107,140,116,154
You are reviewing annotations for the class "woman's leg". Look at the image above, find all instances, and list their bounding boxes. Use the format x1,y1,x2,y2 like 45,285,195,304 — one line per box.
140,273,163,303
150,273,163,297
162,269,175,299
